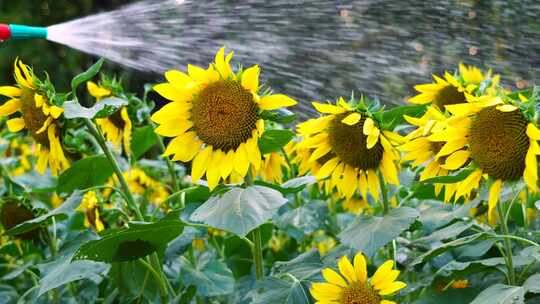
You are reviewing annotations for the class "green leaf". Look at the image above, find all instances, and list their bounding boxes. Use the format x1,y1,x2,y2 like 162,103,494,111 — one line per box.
414,221,473,245
190,186,288,237
63,98,128,119
523,274,540,294
272,250,323,281
338,207,419,257
382,104,426,129
110,261,160,302
260,108,297,124
249,277,311,304
421,169,474,184
7,191,83,236
280,176,317,193
131,126,159,159
71,58,105,92
179,252,234,297
419,199,481,233
412,286,480,304
258,130,295,155
57,155,113,194
436,256,534,277
74,220,184,262
470,284,524,304
38,260,109,296
411,233,488,266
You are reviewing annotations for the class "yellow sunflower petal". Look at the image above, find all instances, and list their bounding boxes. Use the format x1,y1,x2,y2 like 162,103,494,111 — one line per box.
310,283,342,300
338,255,358,284
241,65,260,93
191,146,212,183
371,260,394,288
366,170,380,201
441,150,470,170
363,118,374,135
154,83,191,102
0,99,21,116
220,150,235,179
258,94,297,110
366,127,380,149
312,102,347,114
353,253,368,283
321,268,347,287
488,179,503,224
87,81,111,99
526,123,540,140
358,170,368,200
165,69,192,87
7,118,25,132
316,157,340,179
49,106,64,119
0,86,22,98
154,118,193,137
206,150,223,190
234,143,251,177
341,113,361,126
378,281,407,296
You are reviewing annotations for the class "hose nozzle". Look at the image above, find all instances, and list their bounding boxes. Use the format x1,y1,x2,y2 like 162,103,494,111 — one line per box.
0,24,47,41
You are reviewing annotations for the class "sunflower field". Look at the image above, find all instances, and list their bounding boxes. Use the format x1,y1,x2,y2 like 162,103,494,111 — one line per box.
0,45,539,304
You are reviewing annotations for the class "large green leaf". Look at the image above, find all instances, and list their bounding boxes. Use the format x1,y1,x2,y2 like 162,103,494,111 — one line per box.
258,130,295,155
260,108,297,124
414,221,473,246
338,207,419,257
131,126,159,159
280,176,317,193
179,252,235,297
470,284,524,304
38,260,109,296
110,261,161,302
523,274,540,294
190,186,288,236
419,199,480,233
421,169,474,184
248,277,311,304
57,155,113,194
71,58,104,91
6,191,83,236
272,250,323,281
74,220,184,262
411,233,488,266
63,97,127,119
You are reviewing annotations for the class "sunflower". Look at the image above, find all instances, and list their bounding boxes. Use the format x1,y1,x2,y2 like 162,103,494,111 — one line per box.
79,191,105,232
257,152,289,183
310,252,406,304
0,59,69,176
428,95,540,222
87,81,132,155
151,47,297,189
296,97,402,201
123,168,169,206
400,106,459,201
4,138,33,176
408,64,499,108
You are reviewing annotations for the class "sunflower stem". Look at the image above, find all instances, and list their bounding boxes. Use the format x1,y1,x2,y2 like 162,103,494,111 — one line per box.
84,118,170,300
497,201,516,285
378,172,395,261
245,172,264,279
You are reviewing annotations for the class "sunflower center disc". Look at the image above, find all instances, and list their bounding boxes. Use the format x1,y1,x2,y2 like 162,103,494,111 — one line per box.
20,87,51,146
469,106,529,181
435,85,467,108
328,113,384,170
192,80,259,152
108,108,126,130
341,283,380,304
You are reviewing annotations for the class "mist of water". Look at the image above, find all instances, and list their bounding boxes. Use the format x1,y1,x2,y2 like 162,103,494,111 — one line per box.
46,0,540,118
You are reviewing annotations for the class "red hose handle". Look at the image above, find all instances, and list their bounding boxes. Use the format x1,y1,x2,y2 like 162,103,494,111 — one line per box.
0,24,11,40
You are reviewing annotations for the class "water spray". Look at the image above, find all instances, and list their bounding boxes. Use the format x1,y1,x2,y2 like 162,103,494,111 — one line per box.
0,24,47,41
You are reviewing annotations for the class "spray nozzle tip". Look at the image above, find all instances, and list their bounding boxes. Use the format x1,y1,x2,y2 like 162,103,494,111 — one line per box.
0,24,11,40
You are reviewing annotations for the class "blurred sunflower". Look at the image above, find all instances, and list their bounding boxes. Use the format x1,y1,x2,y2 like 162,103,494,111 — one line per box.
428,95,540,222
4,138,33,176
400,106,459,201
151,47,297,189
310,252,406,304
87,81,132,155
307,230,337,256
408,64,499,108
123,168,169,206
342,198,369,215
79,191,105,232
257,152,289,183
296,97,402,201
0,200,40,241
0,59,68,175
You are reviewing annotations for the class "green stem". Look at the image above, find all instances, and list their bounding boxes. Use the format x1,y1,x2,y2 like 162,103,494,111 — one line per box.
497,201,516,285
83,119,144,221
245,172,264,279
137,259,168,302
252,228,264,280
378,172,394,261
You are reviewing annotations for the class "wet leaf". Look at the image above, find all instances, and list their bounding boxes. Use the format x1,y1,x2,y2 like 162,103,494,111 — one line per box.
63,97,128,119
190,186,287,237
131,125,159,159
179,252,234,297
57,155,113,194
71,58,105,92
258,130,294,154
470,284,524,304
339,207,419,257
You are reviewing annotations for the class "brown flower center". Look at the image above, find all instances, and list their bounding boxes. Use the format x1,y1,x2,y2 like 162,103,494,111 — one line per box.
469,106,529,181
341,283,380,304
20,87,52,146
435,85,466,108
328,113,383,170
191,80,259,152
